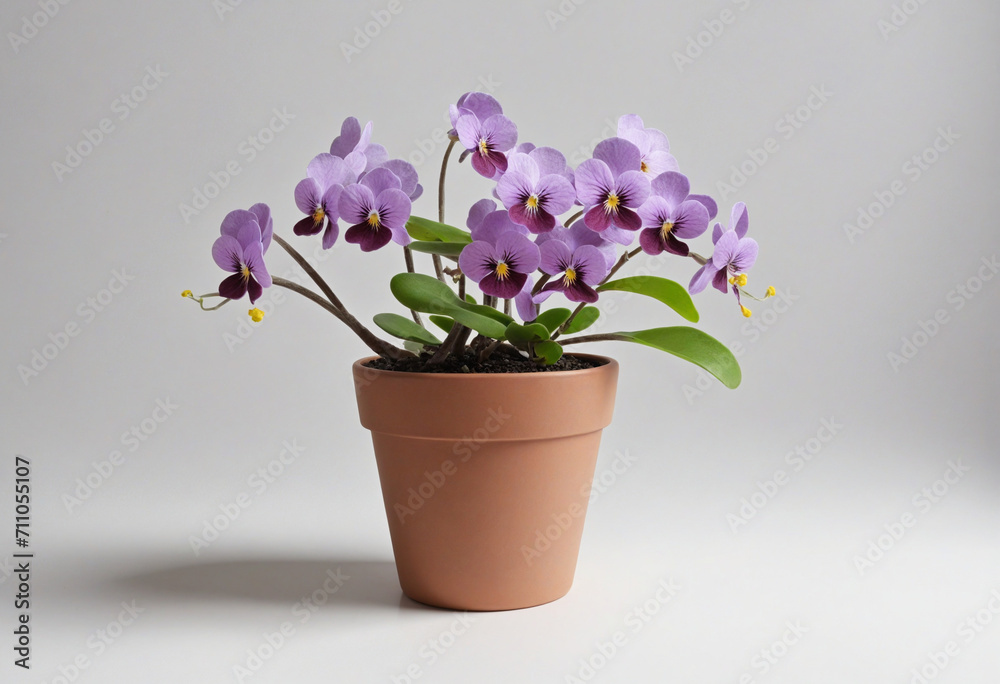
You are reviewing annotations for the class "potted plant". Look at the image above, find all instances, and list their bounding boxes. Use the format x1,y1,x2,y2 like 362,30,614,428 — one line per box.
184,93,771,611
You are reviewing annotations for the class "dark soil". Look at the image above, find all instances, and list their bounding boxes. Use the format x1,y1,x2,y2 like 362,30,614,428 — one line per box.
366,345,604,374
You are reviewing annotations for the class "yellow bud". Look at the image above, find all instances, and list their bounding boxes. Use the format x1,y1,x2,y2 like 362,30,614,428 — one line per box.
181,290,193,298
741,305,752,318
248,308,265,323
765,286,776,298
736,273,748,287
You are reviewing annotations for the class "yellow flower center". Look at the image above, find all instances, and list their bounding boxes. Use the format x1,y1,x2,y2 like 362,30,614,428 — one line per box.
728,273,748,287
605,193,620,210
640,160,648,173
564,267,577,284
495,261,510,279
478,138,489,155
367,211,380,229
312,208,326,223
526,195,539,210
248,308,265,323
660,221,675,238
241,265,251,279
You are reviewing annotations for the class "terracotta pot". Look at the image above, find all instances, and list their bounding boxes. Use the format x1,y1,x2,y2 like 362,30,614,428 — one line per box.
353,354,619,611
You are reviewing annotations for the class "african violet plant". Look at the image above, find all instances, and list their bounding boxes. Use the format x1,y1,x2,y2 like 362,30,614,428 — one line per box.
185,92,772,386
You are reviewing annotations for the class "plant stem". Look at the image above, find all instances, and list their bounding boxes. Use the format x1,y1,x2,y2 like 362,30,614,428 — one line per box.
427,323,462,365
531,274,551,295
559,333,628,345
504,298,512,316
273,235,345,311
402,246,423,326
552,247,642,340
563,209,584,227
433,138,459,284
458,274,466,301
271,277,412,360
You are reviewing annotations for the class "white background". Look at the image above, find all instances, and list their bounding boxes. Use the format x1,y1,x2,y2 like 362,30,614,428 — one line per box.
2,0,999,682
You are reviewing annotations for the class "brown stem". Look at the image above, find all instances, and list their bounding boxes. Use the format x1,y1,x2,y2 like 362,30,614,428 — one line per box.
427,323,463,365
478,338,504,362
271,277,412,360
552,247,642,340
458,274,466,301
402,246,423,326
531,274,551,295
563,209,584,228
433,138,459,284
559,333,628,345
688,250,709,266
504,298,512,316
273,235,345,311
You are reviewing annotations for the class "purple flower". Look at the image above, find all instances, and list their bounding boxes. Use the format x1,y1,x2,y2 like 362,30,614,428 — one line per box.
514,276,537,322
536,220,616,271
537,241,609,304
690,203,757,298
470,207,527,244
328,117,373,176
496,152,575,233
373,159,423,201
293,154,356,250
637,172,710,257
339,168,412,252
459,232,540,299
617,115,679,178
212,211,272,303
448,92,504,137
455,111,518,179
575,138,651,239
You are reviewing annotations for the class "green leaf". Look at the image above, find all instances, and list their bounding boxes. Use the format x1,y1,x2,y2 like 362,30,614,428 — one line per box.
613,327,741,388
373,313,442,346
464,294,476,305
536,307,571,335
597,276,699,323
390,273,510,339
429,315,455,334
504,321,550,344
534,341,563,365
563,307,599,334
405,216,472,243
406,241,467,257
403,340,427,353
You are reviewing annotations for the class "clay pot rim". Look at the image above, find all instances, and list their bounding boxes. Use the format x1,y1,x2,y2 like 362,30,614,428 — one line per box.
354,353,617,380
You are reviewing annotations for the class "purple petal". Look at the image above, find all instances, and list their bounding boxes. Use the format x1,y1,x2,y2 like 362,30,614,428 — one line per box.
663,232,690,257
345,222,393,252
617,114,645,135
639,228,665,256
357,121,373,152
539,239,572,276
242,242,271,288
584,204,612,232
731,202,749,238
495,231,541,274
379,159,421,199
496,171,534,210
614,206,643,232
248,203,273,254
713,231,739,268
712,222,725,244
480,115,517,153
480,270,527,299
689,194,719,220
329,117,361,158
294,178,322,214
458,241,497,283
470,151,494,178
602,225,638,246
455,114,482,151
374,188,412,233
475,209,526,244
731,238,759,272
536,174,576,215
671,200,710,239
521,206,557,234
362,144,390,172
235,221,262,251
563,280,599,304
514,278,537,322
529,147,568,177
615,170,651,209
689,263,716,294
643,150,679,176
219,273,248,300
247,276,263,304
293,214,324,237
220,210,257,239
575,159,614,207
467,198,497,232
452,92,503,128
712,269,729,294
594,138,642,178
650,172,691,206
322,219,339,249
638,195,673,228
212,235,243,272
307,153,352,190
361,167,402,196
572,245,609,285
568,220,617,269
321,184,343,220
505,153,540,185
343,151,367,177
338,184,375,225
